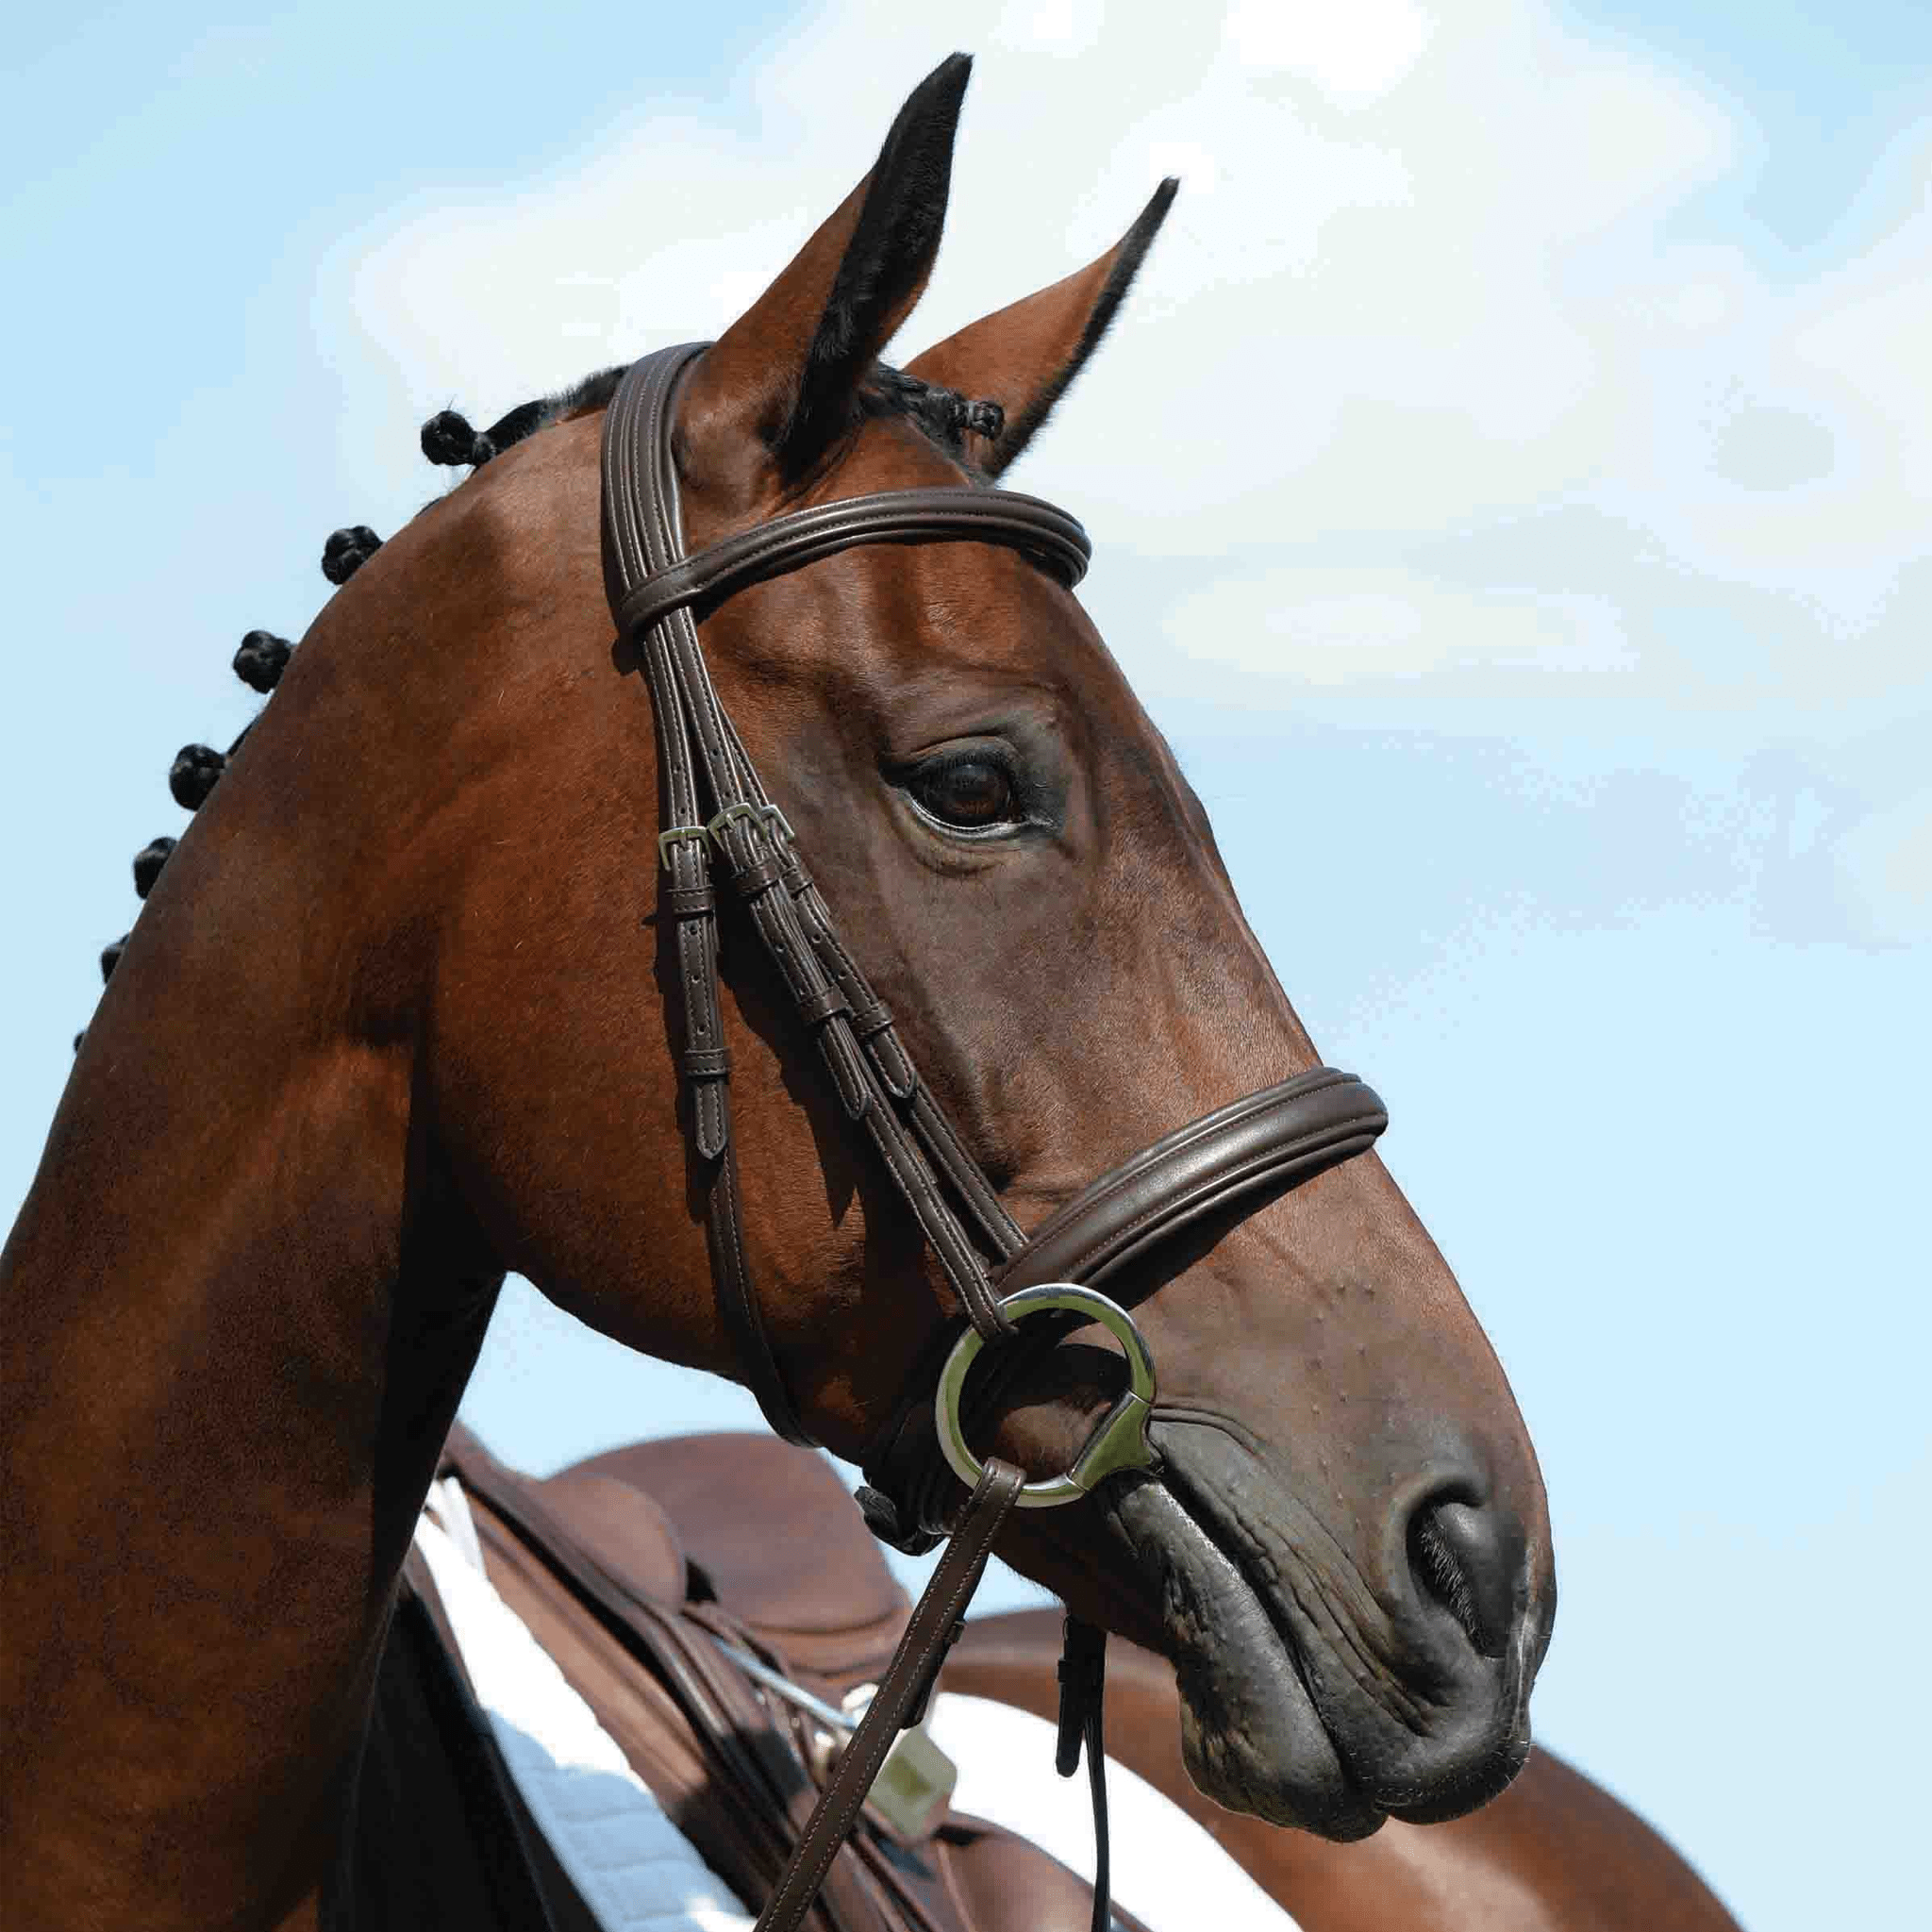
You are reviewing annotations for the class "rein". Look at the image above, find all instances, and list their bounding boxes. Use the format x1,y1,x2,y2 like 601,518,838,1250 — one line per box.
600,342,1389,1932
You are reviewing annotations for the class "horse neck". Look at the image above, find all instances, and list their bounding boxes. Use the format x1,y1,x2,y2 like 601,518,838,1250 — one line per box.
0,810,500,1928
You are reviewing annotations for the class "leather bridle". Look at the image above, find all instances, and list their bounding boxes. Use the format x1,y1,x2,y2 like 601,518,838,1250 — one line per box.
601,342,1389,1932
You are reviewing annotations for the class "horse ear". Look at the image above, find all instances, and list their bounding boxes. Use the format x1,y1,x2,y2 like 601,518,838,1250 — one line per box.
906,178,1178,478
678,54,972,486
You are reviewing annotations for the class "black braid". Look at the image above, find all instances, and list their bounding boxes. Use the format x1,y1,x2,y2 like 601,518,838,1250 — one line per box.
864,368,1004,453
169,743,225,809
421,409,496,469
133,837,175,899
413,372,627,481
960,397,1004,441
233,629,292,693
85,354,987,1033
322,525,383,585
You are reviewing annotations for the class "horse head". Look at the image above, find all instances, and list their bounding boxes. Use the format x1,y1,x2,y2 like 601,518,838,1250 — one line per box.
5,53,1553,1924
412,54,1553,1837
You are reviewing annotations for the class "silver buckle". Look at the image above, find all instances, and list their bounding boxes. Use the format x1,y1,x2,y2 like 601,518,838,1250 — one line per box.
705,800,765,842
656,824,709,867
705,799,794,845
934,1285,1159,1509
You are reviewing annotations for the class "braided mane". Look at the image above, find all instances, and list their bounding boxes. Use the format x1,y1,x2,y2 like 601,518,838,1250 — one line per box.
80,358,1000,1039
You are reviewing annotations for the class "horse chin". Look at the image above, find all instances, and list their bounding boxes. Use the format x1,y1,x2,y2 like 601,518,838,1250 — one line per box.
1107,1476,1388,1840
1106,1459,1536,1841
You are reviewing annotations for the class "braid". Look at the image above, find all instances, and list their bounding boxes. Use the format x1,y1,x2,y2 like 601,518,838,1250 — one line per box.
80,358,632,1033
321,525,383,585
865,368,1004,453
421,409,496,469
233,629,292,693
960,397,1004,441
169,743,225,809
133,837,175,899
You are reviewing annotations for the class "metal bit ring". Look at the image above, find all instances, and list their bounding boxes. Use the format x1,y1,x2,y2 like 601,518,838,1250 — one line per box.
934,1285,1158,1509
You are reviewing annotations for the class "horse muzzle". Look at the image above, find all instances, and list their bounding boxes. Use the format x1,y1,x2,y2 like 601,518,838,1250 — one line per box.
1115,1415,1554,1838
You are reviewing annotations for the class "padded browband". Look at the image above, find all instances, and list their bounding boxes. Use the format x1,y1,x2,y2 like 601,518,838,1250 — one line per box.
618,489,1092,638
996,1067,1387,1294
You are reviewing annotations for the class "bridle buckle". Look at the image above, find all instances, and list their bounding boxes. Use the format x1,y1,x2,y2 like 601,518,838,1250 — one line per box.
705,800,792,845
656,824,710,868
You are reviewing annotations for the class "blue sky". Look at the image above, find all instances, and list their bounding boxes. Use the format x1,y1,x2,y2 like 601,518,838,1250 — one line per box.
4,6,1927,1927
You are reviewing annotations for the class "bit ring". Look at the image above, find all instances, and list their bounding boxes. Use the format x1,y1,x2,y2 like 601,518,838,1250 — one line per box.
934,1285,1158,1509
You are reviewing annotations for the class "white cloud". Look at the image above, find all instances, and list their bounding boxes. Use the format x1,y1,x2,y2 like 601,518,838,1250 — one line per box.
1224,0,1435,109
1833,788,1932,945
1163,565,1634,686
993,0,1107,58
326,0,1929,941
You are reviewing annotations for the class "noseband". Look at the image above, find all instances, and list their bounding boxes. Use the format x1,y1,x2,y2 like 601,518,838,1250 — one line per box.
601,344,1388,1931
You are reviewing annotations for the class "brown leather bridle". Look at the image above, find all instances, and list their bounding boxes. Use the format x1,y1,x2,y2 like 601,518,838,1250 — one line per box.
601,343,1389,1932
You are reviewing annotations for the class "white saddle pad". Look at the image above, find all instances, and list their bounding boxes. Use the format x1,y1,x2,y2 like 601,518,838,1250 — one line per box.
411,1486,1301,1932
925,1694,1304,1932
411,1485,753,1932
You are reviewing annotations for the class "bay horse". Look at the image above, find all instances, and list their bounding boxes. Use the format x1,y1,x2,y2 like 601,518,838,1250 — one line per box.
0,55,1554,1931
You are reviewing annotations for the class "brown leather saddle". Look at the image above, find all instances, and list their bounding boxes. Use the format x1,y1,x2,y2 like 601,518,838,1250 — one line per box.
368,1424,1137,1932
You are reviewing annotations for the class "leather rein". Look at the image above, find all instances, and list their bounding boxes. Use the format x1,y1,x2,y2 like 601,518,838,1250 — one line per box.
600,343,1388,1932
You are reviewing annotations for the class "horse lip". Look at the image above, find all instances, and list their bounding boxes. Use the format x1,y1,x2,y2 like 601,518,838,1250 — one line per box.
1104,1458,1386,1840
1118,1414,1535,1833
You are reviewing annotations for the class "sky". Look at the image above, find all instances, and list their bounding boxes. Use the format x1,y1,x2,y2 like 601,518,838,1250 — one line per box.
4,4,1928,1926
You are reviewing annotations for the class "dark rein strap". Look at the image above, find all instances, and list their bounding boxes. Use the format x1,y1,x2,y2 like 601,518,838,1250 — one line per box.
600,342,1389,1932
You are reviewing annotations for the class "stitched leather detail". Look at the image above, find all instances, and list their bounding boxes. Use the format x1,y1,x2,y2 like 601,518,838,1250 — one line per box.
661,884,717,920
617,493,1090,639
996,1068,1387,1295
798,985,851,1028
729,853,789,901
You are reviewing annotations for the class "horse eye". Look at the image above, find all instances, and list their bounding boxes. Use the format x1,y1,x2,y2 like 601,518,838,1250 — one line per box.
908,755,1017,830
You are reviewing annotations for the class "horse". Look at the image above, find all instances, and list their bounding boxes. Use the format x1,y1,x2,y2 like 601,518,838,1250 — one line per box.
0,54,1555,1930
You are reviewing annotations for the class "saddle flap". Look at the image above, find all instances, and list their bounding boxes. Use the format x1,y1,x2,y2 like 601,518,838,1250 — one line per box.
556,1432,911,1680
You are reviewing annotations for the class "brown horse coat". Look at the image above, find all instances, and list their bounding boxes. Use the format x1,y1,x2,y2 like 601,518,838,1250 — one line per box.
1,55,1559,1929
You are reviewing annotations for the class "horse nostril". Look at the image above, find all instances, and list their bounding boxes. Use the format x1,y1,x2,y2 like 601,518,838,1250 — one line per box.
1407,1495,1524,1659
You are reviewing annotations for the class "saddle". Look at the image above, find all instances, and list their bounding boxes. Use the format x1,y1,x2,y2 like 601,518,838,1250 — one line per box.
362,1424,1130,1932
